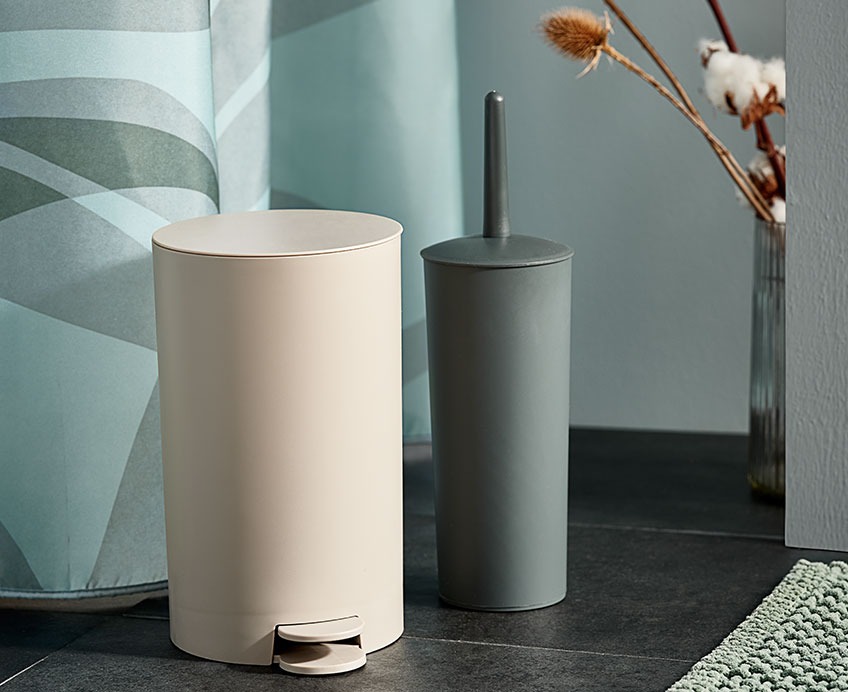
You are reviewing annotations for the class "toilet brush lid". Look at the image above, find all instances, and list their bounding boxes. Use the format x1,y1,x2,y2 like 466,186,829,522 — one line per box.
421,91,571,270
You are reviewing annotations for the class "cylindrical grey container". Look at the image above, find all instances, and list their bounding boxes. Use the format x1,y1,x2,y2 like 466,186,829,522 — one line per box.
422,92,573,611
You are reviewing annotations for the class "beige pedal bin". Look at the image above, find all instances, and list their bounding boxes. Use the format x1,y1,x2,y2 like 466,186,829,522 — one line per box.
151,209,403,675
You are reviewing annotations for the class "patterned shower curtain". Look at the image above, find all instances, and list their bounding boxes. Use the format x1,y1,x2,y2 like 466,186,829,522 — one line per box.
0,0,271,597
0,0,460,598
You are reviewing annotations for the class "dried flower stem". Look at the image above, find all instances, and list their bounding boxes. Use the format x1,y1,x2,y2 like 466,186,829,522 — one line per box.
707,0,786,201
705,0,738,52
603,0,700,116
603,0,772,220
541,6,774,220
754,124,786,202
603,45,774,220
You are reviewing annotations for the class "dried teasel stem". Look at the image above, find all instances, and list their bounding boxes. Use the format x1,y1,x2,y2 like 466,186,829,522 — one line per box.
707,0,786,201
603,0,700,116
603,45,774,221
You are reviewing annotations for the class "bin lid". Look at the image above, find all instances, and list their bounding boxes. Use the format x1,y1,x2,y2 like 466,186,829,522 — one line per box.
420,91,572,270
152,209,402,258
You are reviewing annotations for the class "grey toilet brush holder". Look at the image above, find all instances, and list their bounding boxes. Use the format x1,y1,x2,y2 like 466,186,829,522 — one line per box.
421,91,574,611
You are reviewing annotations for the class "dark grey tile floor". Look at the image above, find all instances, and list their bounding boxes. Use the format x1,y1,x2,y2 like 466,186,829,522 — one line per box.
1,429,842,691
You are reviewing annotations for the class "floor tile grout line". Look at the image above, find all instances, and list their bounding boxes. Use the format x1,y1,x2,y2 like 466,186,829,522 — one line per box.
594,524,783,541
0,655,50,688
401,634,697,664
406,514,784,542
567,522,784,543
0,616,118,686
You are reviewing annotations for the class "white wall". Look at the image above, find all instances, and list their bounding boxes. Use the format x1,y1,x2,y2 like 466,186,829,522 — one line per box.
455,0,785,431
785,0,848,551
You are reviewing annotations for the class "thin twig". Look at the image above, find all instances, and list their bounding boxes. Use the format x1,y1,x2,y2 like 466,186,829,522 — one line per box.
706,0,738,52
604,0,768,216
603,0,771,218
603,0,700,117
706,0,786,202
604,45,774,221
755,122,786,199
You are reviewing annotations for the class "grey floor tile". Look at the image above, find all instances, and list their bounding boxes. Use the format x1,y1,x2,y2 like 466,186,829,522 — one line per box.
0,610,107,682
406,431,787,537
403,514,840,662
3,430,831,691
568,429,785,537
0,615,692,692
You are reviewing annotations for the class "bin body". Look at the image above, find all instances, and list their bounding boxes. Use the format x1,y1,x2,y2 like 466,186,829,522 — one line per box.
152,210,403,665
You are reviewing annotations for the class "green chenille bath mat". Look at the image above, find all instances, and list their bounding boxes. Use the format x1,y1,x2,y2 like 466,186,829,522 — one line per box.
668,560,848,691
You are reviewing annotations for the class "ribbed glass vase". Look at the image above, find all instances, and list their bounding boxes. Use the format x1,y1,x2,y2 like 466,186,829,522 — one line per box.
748,218,786,500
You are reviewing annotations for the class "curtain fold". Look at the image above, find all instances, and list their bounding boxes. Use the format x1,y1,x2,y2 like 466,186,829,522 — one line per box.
269,0,463,439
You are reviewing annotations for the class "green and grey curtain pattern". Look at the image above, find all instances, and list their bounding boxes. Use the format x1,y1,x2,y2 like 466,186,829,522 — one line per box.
0,1,270,597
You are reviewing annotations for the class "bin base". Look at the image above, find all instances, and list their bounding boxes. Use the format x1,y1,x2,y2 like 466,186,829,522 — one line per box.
169,589,403,666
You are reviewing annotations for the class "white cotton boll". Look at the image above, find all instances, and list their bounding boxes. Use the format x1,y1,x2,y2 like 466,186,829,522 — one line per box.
704,51,739,110
750,146,786,176
748,150,773,178
753,80,772,102
698,38,728,62
704,52,762,113
761,58,786,101
726,54,764,112
770,198,786,224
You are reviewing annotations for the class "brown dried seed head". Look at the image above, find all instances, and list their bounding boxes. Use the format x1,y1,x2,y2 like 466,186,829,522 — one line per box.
739,85,786,130
542,8,609,62
749,170,779,203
